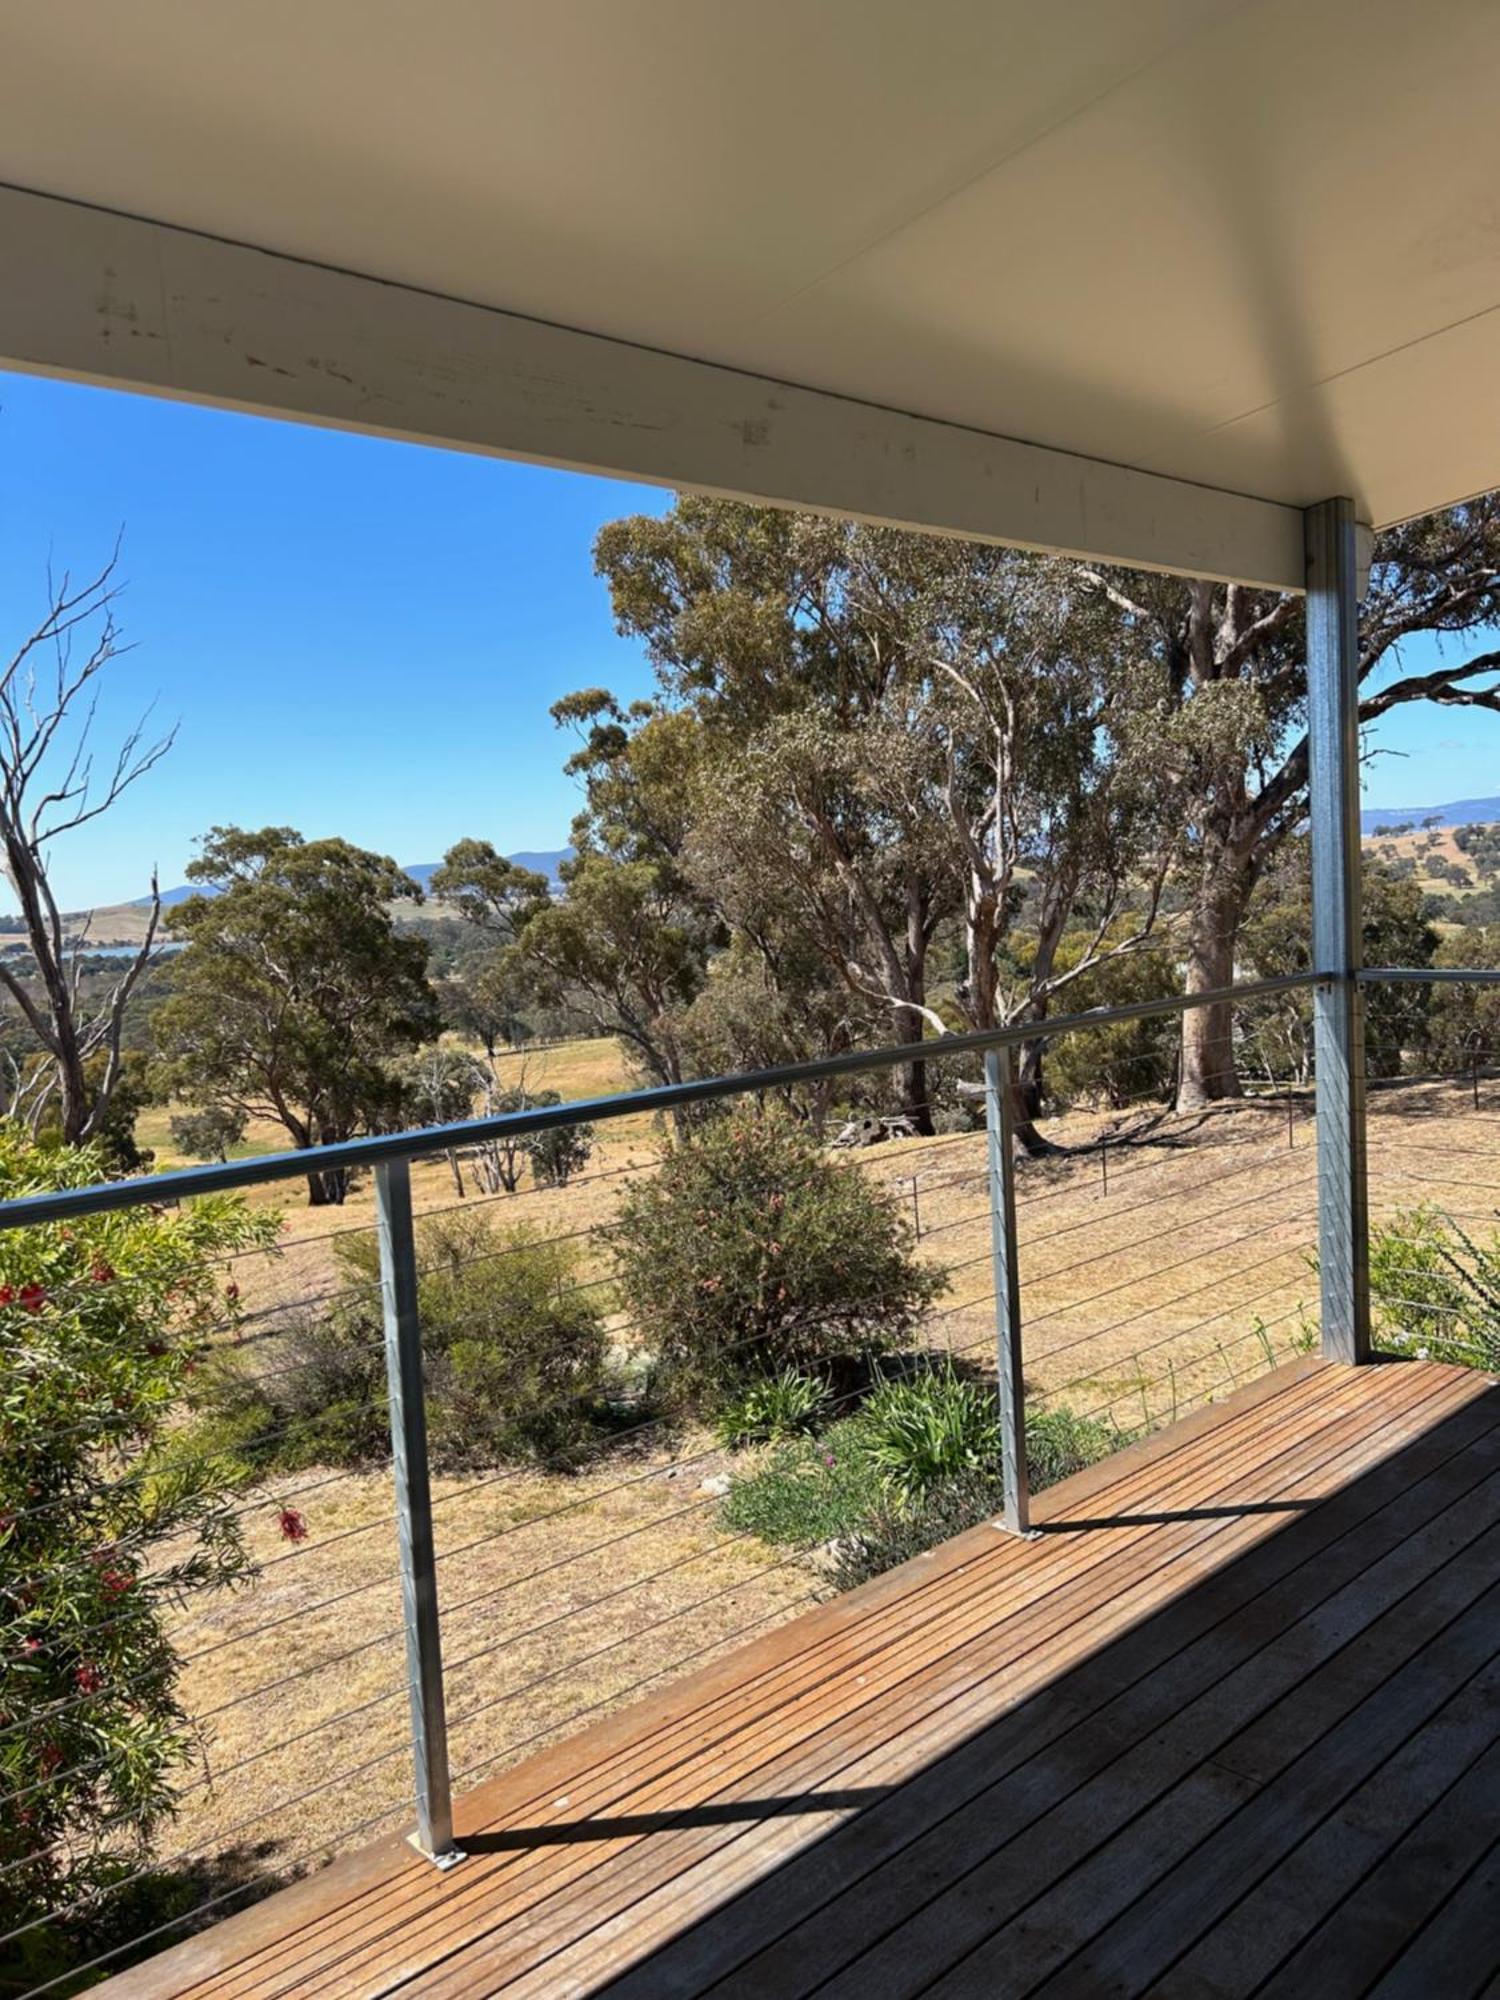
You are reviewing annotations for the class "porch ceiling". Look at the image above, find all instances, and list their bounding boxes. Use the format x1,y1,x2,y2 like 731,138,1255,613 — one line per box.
1,0,1498,577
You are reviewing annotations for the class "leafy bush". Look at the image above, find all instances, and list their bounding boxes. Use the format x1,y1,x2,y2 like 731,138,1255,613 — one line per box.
0,1131,278,1947
856,1365,1000,1512
613,1116,947,1409
718,1424,881,1548
828,1403,1119,1589
714,1368,831,1449
1369,1205,1500,1369
719,1379,1117,1567
525,1118,595,1189
169,1105,249,1163
188,1210,614,1474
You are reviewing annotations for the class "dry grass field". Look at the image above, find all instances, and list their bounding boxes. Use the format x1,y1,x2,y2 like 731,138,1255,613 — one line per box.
133,1038,1499,1918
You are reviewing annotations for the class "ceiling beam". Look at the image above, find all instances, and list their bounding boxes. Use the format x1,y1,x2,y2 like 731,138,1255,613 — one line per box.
0,183,1307,590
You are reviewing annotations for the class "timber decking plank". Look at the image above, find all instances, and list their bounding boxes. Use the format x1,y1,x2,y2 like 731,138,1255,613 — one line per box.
297,1370,1439,1999
450,1374,1492,2000
606,1374,1500,2000
88,1363,1500,2000
1366,1837,1500,2000
802,1447,1500,1994
1250,1735,1500,2000
194,1364,1363,2000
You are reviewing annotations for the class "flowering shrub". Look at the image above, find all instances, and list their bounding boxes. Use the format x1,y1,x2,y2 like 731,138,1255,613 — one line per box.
0,1131,278,1948
613,1116,947,1410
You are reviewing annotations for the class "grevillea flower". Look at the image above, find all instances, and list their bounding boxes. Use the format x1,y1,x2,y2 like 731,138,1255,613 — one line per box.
225,1281,240,1305
37,1741,64,1775
73,1662,103,1694
97,1566,133,1599
19,1637,41,1658
0,1286,13,1307
277,1507,309,1544
18,1285,46,1313
90,1262,115,1284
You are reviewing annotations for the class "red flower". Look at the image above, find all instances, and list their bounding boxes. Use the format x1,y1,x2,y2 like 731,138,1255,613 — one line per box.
0,1286,13,1307
73,1662,103,1694
90,1262,115,1285
18,1285,46,1314
225,1282,240,1306
19,1637,41,1659
37,1741,64,1775
97,1566,133,1599
277,1507,309,1544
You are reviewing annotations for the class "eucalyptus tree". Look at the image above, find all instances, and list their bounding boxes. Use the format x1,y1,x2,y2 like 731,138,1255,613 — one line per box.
152,827,439,1203
1076,499,1500,1107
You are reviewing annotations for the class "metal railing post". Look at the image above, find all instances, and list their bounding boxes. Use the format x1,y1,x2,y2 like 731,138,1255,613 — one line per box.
375,1156,459,1864
1306,496,1372,1364
984,1047,1031,1535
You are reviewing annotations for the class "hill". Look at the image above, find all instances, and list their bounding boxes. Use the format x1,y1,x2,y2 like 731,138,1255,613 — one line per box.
1360,795,1500,834
6,848,574,949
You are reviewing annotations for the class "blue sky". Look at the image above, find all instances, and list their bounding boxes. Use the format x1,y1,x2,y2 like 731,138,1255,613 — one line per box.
0,371,665,910
1,368,1497,911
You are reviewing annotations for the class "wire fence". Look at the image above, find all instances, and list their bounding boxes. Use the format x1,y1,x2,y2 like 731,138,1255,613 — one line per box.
7,966,1498,1993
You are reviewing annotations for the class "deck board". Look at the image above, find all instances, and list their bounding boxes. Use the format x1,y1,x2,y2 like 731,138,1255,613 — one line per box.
96,1359,1500,1999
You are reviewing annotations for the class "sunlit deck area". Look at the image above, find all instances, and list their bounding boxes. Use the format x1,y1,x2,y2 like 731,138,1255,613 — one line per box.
100,1357,1500,1999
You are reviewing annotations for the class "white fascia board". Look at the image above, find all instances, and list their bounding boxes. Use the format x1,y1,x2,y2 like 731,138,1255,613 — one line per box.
0,183,1307,590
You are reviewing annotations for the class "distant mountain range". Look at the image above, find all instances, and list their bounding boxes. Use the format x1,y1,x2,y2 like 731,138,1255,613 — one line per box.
144,848,572,909
1360,797,1500,834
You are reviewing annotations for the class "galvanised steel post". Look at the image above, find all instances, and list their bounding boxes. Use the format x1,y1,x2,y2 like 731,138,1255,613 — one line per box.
984,1047,1030,1534
1306,496,1372,1365
375,1156,459,1863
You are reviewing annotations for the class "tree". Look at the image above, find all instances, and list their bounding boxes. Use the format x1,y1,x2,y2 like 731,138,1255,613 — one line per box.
0,549,172,1144
169,1104,248,1163
1427,925,1500,1073
596,499,1172,1138
0,1131,276,1959
1076,500,1500,1107
1238,842,1439,1082
152,828,439,1203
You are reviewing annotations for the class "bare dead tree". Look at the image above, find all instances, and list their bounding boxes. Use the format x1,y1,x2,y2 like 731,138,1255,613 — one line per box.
0,546,174,1144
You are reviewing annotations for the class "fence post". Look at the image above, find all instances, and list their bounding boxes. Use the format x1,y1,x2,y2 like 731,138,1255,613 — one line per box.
1306,496,1372,1365
375,1156,459,1864
983,1047,1030,1535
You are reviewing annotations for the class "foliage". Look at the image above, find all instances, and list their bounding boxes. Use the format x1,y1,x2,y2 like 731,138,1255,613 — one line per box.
169,1104,248,1163
717,1423,881,1548
1238,843,1439,1081
1043,936,1183,1108
187,1211,614,1473
0,1130,277,1944
153,828,440,1202
1368,1205,1500,1370
855,1364,1000,1513
1427,925,1500,1071
612,1116,946,1408
714,1368,831,1449
524,1116,595,1189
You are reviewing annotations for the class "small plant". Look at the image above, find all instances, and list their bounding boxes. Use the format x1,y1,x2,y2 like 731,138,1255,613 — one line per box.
718,1424,881,1548
715,1368,831,1448
613,1115,947,1411
1368,1205,1500,1369
855,1365,1000,1513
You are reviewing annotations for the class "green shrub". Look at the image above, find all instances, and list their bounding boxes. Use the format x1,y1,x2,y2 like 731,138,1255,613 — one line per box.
714,1368,831,1448
856,1365,1000,1512
1024,1404,1121,1490
1369,1204,1500,1369
525,1119,595,1189
718,1422,881,1548
0,1130,278,1948
613,1116,947,1409
187,1211,614,1474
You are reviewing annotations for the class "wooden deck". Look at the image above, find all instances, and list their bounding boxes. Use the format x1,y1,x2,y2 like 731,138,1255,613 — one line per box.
103,1357,1500,1999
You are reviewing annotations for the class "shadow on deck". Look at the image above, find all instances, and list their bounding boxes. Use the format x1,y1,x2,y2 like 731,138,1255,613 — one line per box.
102,1357,1500,1998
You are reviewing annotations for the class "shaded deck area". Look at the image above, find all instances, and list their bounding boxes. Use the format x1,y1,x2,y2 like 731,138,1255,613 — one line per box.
104,1357,1500,1998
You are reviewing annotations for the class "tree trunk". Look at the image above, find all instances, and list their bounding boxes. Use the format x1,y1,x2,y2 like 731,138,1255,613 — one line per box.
1177,883,1245,1110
